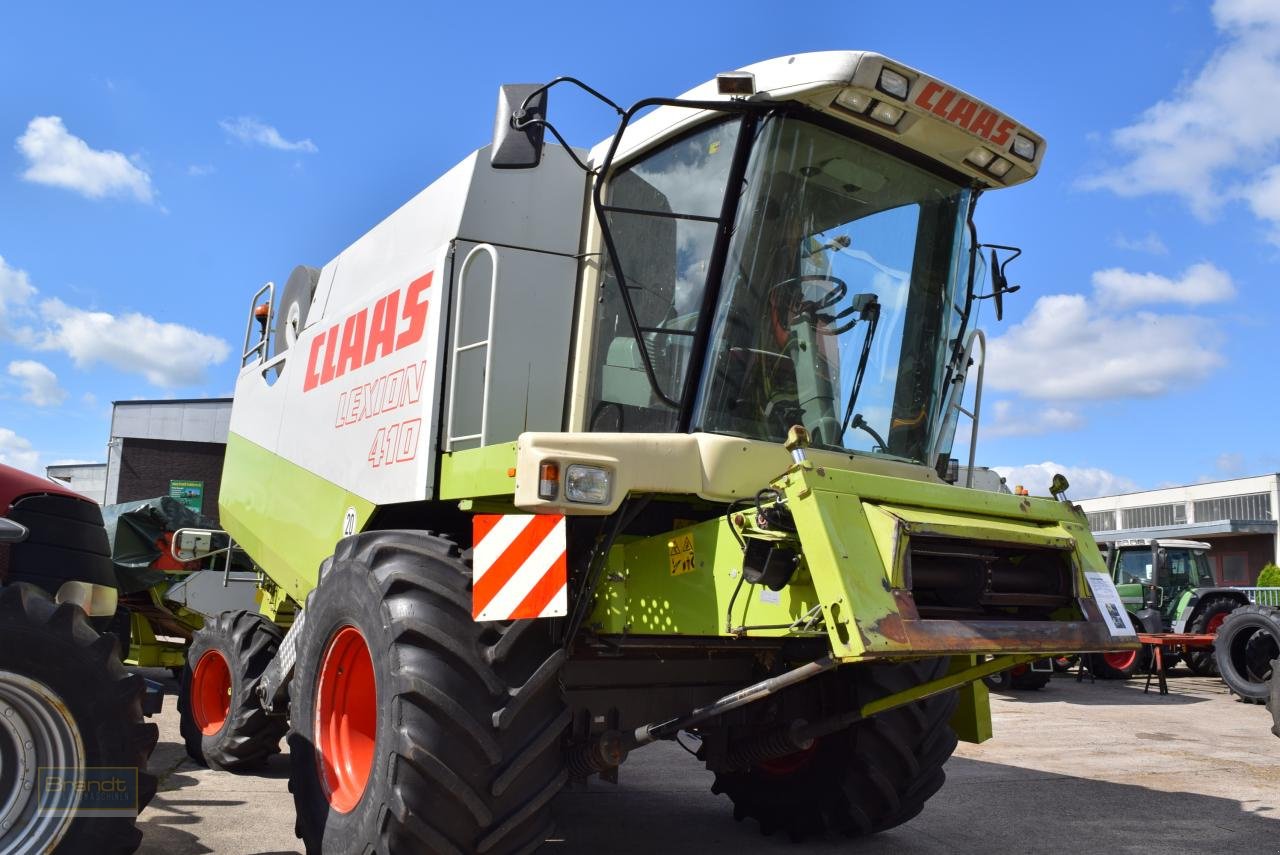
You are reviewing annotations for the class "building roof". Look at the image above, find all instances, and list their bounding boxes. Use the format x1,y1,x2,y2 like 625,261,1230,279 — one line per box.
1091,520,1276,542
112,398,233,406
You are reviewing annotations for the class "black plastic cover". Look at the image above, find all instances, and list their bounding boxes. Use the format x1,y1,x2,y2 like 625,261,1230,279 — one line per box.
491,83,547,169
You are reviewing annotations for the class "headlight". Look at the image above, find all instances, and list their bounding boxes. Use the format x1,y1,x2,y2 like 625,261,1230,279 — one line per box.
877,68,910,100
565,465,611,505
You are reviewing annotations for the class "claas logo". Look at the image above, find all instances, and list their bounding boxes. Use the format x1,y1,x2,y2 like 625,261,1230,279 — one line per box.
304,272,433,392
914,82,1017,147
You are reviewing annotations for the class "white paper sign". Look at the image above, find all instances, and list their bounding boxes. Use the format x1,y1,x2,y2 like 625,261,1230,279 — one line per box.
1085,571,1137,637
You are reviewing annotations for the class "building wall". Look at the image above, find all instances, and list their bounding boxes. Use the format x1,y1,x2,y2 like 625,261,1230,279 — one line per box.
1079,474,1280,573
1205,534,1276,585
46,463,107,505
115,438,225,524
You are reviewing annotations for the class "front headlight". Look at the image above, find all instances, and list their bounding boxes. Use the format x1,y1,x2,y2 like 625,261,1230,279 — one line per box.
565,465,611,505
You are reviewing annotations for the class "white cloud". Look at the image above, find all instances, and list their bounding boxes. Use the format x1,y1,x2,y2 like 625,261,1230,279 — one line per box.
984,400,1085,437
187,164,216,177
993,462,1139,500
1215,452,1247,476
16,116,154,202
7,360,66,407
1092,262,1235,309
0,255,36,342
1111,232,1168,255
219,117,317,153
0,428,39,473
36,298,230,388
1082,2,1280,237
987,293,1224,400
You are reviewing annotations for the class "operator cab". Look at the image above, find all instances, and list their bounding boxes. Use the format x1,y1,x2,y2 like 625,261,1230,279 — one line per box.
498,51,1043,483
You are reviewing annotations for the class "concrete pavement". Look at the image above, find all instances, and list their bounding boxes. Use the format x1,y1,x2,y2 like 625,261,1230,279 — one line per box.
136,669,1280,854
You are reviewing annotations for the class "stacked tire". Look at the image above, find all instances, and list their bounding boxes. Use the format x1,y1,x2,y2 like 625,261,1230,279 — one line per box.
1214,604,1280,703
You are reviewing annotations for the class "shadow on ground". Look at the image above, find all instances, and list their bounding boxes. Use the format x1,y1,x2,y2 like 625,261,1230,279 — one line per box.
545,749,1280,854
988,674,1213,706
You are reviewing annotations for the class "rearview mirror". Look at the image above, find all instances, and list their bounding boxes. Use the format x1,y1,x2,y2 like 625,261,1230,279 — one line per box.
491,84,547,169
174,528,217,561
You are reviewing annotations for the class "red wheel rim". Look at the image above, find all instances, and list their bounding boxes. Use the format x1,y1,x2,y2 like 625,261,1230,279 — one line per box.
191,649,232,736
1206,612,1228,634
1103,650,1137,671
315,626,377,814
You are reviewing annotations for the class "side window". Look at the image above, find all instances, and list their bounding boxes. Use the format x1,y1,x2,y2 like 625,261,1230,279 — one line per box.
586,120,742,432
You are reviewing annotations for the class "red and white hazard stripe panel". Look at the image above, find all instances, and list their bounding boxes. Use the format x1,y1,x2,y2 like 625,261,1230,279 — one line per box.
472,514,568,621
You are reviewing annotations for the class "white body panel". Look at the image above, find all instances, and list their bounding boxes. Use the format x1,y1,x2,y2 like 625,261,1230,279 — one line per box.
229,146,586,505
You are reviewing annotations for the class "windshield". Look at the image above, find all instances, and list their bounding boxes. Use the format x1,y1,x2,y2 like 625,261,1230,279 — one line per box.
695,115,971,463
584,112,973,465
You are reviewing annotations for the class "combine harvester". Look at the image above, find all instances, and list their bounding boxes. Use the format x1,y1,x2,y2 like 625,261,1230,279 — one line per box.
182,51,1138,851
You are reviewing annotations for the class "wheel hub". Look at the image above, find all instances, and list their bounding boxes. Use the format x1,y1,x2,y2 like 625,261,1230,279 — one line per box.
1102,650,1137,671
315,626,377,814
191,649,232,736
0,672,84,854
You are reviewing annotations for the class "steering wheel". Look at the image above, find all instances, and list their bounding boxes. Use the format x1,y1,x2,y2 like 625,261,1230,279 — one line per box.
767,274,848,312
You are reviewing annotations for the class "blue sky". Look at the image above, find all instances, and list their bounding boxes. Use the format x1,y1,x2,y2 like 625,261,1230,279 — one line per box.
1,2,1277,498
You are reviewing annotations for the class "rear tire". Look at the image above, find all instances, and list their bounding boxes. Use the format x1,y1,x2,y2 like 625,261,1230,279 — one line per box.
1186,596,1239,676
0,583,158,855
1214,604,1280,703
708,658,958,840
1010,667,1051,690
178,610,288,770
288,530,569,854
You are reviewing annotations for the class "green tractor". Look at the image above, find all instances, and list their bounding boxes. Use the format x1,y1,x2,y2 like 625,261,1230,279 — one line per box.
1094,538,1259,678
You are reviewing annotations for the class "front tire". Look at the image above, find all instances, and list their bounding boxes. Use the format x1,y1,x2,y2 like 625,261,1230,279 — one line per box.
178,610,288,771
288,530,569,854
709,658,958,840
0,583,158,855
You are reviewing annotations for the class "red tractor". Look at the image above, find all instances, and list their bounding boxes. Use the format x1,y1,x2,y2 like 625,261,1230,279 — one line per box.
0,463,159,853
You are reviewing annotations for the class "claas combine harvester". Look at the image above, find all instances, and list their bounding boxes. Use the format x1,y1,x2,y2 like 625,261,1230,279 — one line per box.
176,51,1139,853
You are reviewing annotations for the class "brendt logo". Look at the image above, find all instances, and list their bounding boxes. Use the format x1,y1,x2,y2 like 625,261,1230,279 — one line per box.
303,272,432,392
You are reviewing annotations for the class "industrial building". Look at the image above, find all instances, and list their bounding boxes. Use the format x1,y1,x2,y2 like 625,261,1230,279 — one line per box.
45,462,108,505
101,398,233,521
1077,474,1280,585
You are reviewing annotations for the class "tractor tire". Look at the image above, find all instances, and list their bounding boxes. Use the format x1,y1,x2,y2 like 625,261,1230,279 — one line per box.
709,657,958,840
288,531,569,854
178,610,288,771
1010,667,1051,690
1268,656,1280,739
1186,595,1240,676
1214,604,1280,703
982,663,1048,691
0,583,158,855
982,670,1012,691
1089,646,1145,680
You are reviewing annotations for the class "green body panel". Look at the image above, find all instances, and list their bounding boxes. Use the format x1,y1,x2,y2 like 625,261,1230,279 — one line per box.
1115,582,1143,607
1170,590,1194,623
588,516,825,638
948,657,994,744
255,579,298,625
439,442,518,500
220,432,376,603
587,459,1111,662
